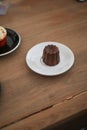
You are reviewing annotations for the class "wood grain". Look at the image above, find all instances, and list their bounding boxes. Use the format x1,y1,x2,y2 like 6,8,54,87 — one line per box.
1,91,87,130
0,0,87,129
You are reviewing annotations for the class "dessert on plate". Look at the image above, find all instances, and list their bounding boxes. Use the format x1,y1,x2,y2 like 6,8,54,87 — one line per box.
42,44,60,66
0,26,7,47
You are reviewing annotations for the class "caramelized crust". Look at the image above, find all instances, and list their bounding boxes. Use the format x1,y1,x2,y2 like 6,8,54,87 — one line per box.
43,45,60,66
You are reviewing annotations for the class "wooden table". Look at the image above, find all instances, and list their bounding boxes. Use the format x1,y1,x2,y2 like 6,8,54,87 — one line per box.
0,0,87,130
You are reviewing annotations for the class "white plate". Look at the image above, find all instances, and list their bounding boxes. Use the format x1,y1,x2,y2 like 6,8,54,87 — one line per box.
0,28,21,56
26,42,75,76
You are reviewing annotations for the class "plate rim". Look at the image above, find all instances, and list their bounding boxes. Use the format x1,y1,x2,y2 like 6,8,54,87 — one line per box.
26,41,75,76
0,28,21,56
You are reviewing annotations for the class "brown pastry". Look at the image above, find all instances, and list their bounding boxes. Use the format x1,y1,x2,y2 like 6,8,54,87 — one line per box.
43,45,60,66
